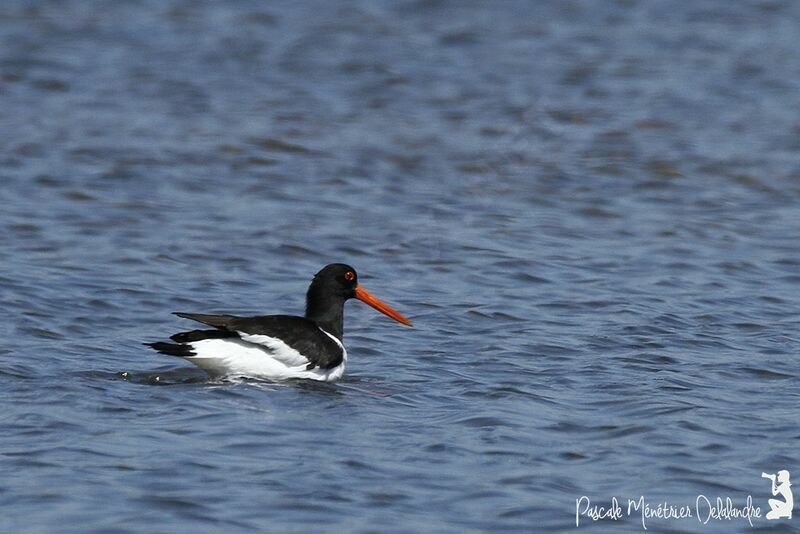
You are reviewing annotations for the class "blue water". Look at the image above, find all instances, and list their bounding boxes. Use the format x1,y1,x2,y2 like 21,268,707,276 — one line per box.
2,1,799,531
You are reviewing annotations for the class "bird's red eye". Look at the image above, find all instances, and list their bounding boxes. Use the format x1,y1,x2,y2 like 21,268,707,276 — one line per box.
344,271,355,281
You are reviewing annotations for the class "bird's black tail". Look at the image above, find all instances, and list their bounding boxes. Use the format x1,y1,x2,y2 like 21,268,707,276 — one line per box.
170,329,238,343
145,341,195,357
145,329,237,357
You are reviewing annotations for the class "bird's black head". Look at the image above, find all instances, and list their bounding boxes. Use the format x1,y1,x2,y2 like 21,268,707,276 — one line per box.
309,263,358,301
305,263,412,340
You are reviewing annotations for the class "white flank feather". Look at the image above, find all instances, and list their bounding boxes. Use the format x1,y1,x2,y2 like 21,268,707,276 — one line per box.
182,331,346,382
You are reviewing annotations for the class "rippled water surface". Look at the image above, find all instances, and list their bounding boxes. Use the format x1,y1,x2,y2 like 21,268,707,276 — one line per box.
2,1,800,531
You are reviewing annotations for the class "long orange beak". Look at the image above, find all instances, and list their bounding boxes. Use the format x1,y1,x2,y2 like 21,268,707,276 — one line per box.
354,285,413,327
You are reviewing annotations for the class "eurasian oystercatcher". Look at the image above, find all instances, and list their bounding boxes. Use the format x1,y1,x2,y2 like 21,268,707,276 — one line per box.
146,263,412,381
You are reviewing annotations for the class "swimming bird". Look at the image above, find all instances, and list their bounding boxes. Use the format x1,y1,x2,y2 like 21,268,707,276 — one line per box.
146,263,412,381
